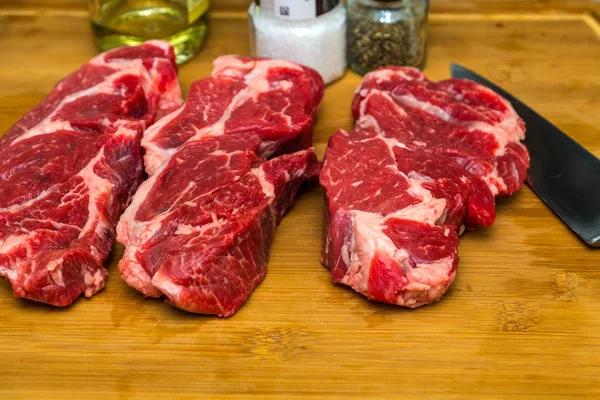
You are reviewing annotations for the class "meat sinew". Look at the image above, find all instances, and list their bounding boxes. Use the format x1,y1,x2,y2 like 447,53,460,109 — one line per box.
117,56,324,317
0,41,182,306
320,67,529,307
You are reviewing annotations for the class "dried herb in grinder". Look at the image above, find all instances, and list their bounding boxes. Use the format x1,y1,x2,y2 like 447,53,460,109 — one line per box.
346,0,428,75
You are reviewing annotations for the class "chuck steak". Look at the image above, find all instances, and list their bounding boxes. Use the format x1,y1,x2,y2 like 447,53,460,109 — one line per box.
0,41,182,306
320,67,529,307
117,56,323,316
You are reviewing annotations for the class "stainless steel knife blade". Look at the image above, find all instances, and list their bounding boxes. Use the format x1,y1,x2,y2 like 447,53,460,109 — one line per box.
451,63,600,247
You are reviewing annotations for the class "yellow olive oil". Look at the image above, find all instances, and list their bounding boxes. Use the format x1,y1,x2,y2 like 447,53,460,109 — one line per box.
90,0,209,64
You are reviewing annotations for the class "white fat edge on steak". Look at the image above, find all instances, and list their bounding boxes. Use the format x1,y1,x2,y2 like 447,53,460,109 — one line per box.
151,268,184,301
142,57,303,174
404,257,456,292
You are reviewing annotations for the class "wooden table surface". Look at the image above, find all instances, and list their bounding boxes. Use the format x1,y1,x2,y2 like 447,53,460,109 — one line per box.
1,3,599,399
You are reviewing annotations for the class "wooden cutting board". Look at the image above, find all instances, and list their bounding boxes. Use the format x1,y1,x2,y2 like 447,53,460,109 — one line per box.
0,4,599,399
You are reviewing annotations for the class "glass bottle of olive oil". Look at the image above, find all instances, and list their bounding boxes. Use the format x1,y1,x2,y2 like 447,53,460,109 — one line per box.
90,0,210,64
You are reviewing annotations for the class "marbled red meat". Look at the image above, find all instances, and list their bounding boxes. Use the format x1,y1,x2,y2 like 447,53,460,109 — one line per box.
320,67,529,307
117,56,323,316
0,41,182,306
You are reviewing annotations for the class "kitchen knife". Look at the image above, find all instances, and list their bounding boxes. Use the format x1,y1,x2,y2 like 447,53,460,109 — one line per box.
451,63,600,247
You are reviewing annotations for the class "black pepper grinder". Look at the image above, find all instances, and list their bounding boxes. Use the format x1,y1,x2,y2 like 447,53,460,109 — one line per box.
346,0,429,75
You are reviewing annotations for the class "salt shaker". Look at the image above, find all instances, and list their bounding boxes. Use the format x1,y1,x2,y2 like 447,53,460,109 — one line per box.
248,0,346,84
346,0,429,75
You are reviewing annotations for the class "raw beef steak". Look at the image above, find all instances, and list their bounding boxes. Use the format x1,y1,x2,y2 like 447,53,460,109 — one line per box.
0,41,182,306
117,56,323,316
320,67,529,307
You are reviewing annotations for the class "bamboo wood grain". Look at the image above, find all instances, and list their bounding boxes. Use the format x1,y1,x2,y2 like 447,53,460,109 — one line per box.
0,6,599,400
